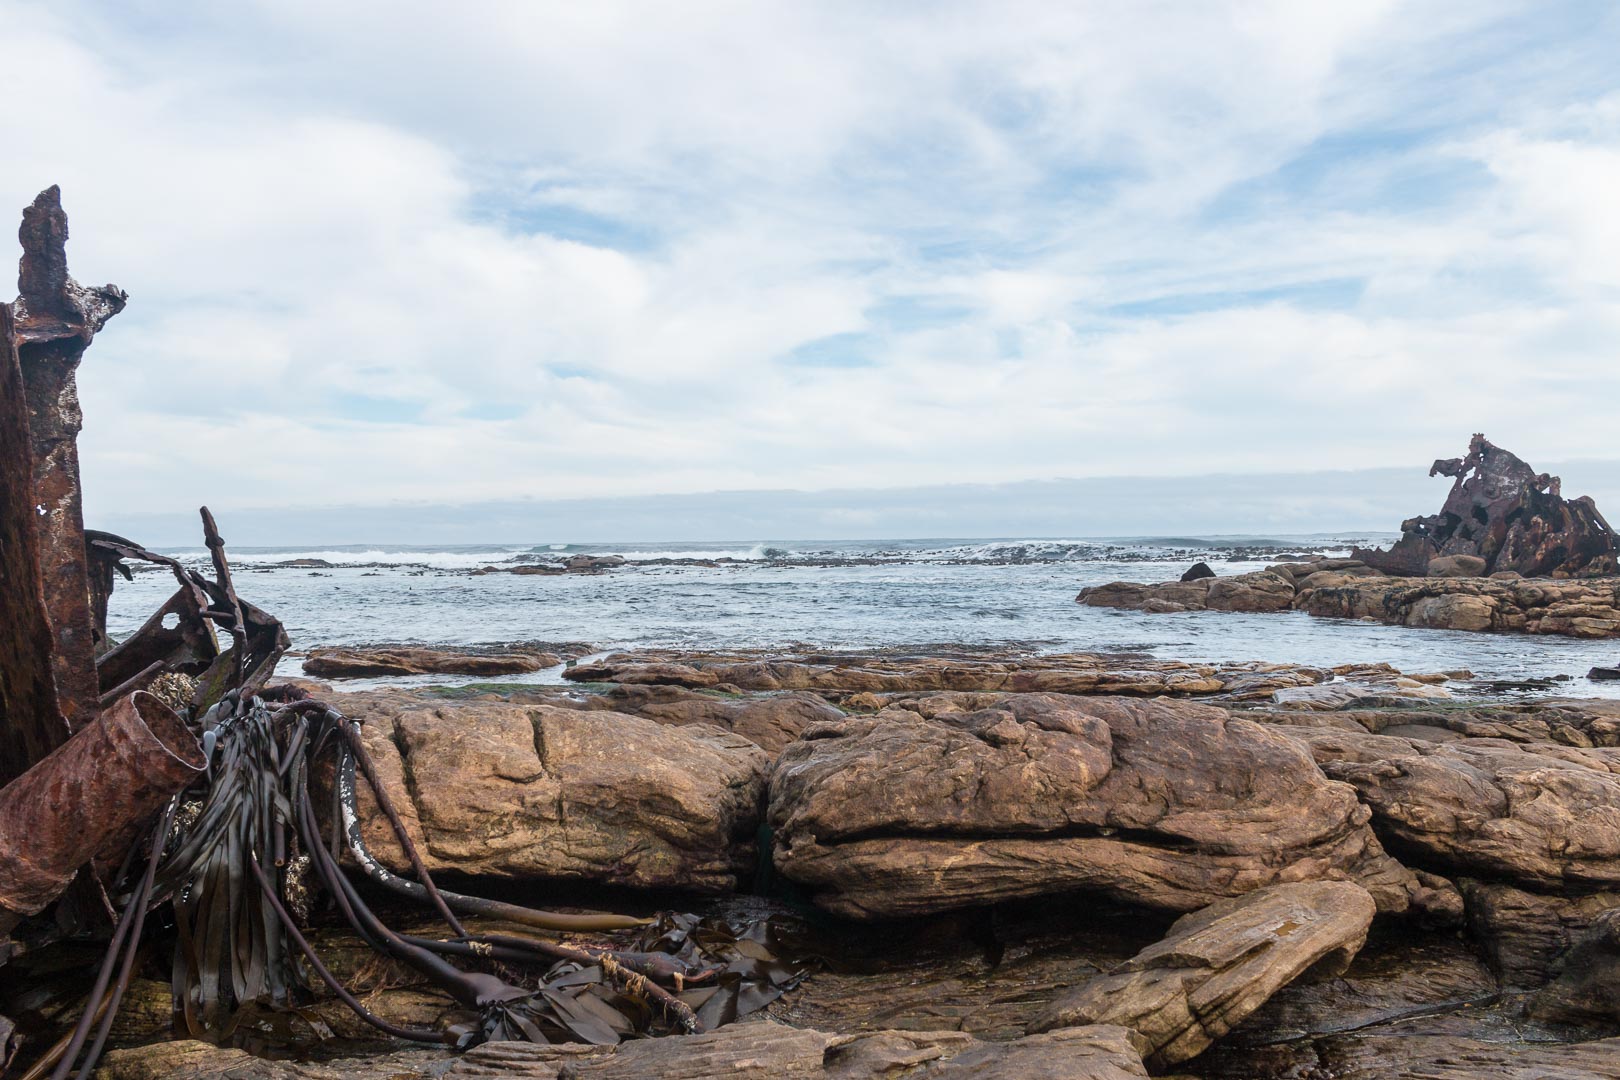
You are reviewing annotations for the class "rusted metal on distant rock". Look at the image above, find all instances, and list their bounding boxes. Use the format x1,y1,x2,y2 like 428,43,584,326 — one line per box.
0,692,204,938
12,186,127,735
1355,434,1618,578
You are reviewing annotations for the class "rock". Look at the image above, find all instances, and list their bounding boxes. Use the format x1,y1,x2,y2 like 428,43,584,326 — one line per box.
92,1042,449,1080
1217,1032,1620,1079
561,684,844,754
564,649,1342,700
1427,554,1487,578
1355,433,1618,578
566,554,627,571
341,699,770,891
1461,880,1620,987
93,1023,1150,1080
1077,571,1293,614
1028,881,1375,1069
1205,571,1296,612
767,694,1424,919
1529,908,1620,1025
1592,667,1620,681
302,646,561,678
1180,561,1215,582
1281,725,1620,892
1081,552,1620,640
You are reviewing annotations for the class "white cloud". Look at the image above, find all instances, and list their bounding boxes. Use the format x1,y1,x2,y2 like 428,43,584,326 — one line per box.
1,0,1617,525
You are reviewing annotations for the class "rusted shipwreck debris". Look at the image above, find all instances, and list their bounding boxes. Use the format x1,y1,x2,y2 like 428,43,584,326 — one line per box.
0,189,792,1078
1354,433,1617,578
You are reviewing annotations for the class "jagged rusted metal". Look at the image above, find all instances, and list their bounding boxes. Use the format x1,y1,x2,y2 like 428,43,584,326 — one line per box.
0,303,68,791
11,186,126,736
1356,434,1618,578
0,693,204,940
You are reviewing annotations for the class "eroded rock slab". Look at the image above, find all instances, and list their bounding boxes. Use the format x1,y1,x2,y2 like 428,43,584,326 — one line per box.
344,699,770,891
565,648,1353,700
94,1022,1149,1080
767,694,1425,919
303,645,565,678
1029,881,1376,1069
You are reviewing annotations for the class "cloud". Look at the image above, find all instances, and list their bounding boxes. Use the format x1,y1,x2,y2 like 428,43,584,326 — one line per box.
1,0,1617,528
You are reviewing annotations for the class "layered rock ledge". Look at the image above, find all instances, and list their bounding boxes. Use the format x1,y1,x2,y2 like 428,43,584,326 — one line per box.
1079,558,1620,637
767,693,1427,919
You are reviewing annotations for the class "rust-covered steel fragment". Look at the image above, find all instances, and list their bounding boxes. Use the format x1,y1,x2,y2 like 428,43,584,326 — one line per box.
0,303,68,790
12,186,126,735
0,692,204,937
1356,434,1618,578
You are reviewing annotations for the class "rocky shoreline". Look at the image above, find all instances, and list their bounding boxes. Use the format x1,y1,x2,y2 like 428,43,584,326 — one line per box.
29,647,1620,1078
1080,556,1620,637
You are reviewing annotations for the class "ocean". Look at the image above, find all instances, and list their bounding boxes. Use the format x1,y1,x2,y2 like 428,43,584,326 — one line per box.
102,535,1620,697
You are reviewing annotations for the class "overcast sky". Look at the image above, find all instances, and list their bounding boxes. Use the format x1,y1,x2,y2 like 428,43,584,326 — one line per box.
4,2,1618,539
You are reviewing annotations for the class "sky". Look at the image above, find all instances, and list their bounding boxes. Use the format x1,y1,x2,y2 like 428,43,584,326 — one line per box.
4,1,1619,541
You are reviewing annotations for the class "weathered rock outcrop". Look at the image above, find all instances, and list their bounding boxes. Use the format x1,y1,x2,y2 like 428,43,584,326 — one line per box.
342,699,770,891
94,1022,1150,1080
302,644,569,678
1354,434,1617,578
767,694,1426,919
1277,723,1620,892
1029,881,1376,1069
1462,880,1620,987
1529,907,1620,1026
1080,558,1620,638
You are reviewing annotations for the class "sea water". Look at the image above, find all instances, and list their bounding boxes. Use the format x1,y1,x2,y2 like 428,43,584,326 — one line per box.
101,536,1620,697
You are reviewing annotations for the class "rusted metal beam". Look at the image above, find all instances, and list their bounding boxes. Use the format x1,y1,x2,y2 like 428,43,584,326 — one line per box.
0,302,68,790
11,186,126,735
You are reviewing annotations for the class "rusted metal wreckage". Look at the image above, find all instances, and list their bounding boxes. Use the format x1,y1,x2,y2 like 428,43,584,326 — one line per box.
1354,433,1618,578
0,189,792,1078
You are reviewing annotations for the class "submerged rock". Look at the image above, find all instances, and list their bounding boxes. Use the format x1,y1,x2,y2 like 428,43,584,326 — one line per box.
767,694,1425,919
1029,881,1376,1069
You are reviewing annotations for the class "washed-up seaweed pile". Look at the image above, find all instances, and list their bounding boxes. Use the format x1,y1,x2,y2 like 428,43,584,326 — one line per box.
18,536,802,1080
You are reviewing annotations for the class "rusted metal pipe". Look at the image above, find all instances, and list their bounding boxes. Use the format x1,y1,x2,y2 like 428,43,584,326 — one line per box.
0,692,204,936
